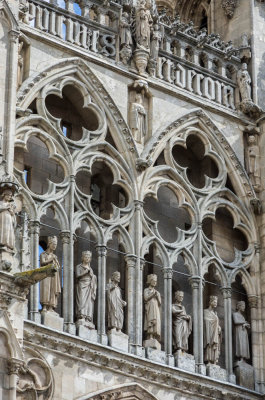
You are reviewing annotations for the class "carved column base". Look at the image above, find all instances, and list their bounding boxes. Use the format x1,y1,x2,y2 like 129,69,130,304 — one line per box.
64,322,76,335
41,310,64,331
134,49,149,77
108,329,129,352
167,354,175,367
206,363,227,381
145,347,166,364
98,333,108,345
174,351,196,373
234,360,254,390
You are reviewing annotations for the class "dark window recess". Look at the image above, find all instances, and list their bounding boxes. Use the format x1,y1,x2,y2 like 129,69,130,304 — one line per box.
200,9,208,32
61,121,72,138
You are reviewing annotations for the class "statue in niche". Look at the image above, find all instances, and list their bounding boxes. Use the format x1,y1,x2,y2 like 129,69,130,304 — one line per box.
135,0,152,50
204,295,222,364
40,236,61,312
172,291,192,352
246,135,261,191
148,23,162,76
130,92,147,144
17,41,24,88
233,301,250,361
237,63,252,102
144,274,161,342
75,250,97,328
107,271,126,331
0,188,16,251
119,12,133,65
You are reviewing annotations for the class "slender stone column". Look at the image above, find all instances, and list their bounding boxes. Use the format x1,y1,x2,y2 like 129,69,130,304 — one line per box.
7,359,24,400
96,245,107,345
124,254,136,346
189,275,201,370
164,267,174,365
60,230,75,334
248,295,260,391
221,286,235,383
28,221,41,323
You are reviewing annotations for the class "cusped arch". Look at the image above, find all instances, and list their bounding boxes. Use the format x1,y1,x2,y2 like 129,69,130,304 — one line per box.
141,236,170,267
202,257,228,287
16,57,139,159
38,200,69,231
0,311,23,360
170,247,198,276
104,225,134,254
141,108,257,202
229,267,256,297
77,382,160,400
73,211,104,244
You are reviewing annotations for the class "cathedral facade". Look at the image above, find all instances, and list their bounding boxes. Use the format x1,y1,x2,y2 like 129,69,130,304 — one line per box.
0,0,265,399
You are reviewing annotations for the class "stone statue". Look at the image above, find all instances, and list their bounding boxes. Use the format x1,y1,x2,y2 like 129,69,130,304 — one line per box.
75,250,97,327
233,301,250,361
40,236,61,312
0,188,16,251
150,23,162,61
17,41,24,88
172,291,192,352
144,274,161,342
107,271,126,331
204,295,222,364
136,0,152,50
246,135,260,191
130,93,147,144
120,12,132,47
237,63,252,102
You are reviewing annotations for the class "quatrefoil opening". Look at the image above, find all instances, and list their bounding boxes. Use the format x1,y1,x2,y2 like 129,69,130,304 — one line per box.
202,207,248,263
144,186,192,243
172,134,219,188
45,85,99,141
14,136,65,195
76,161,128,220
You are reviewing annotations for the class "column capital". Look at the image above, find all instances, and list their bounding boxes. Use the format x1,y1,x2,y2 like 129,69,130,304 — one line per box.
7,358,24,375
60,230,71,244
96,245,107,257
9,30,20,43
139,258,145,270
248,295,258,309
124,254,137,267
163,267,173,279
188,275,203,289
134,200,144,210
29,220,40,235
221,286,232,299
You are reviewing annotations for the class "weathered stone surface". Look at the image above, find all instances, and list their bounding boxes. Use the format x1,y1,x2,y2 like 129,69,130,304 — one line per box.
77,325,98,342
206,364,227,382
234,360,254,390
108,329,128,352
174,351,196,373
145,347,166,364
41,311,64,331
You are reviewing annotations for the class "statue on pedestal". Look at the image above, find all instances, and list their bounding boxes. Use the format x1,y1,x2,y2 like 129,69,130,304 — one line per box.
119,12,133,65
144,274,161,343
135,0,152,50
40,236,61,312
107,271,126,332
233,301,250,361
237,63,251,102
75,250,97,328
0,188,16,251
204,295,222,364
130,92,147,144
172,291,192,352
246,135,260,191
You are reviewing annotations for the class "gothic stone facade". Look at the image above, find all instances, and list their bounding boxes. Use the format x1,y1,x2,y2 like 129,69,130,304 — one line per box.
0,0,265,399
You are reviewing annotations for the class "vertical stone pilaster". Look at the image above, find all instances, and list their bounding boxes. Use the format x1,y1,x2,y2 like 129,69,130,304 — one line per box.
96,244,107,344
7,358,24,400
124,254,136,347
248,295,261,391
28,221,40,323
189,275,203,372
163,267,173,362
221,286,235,383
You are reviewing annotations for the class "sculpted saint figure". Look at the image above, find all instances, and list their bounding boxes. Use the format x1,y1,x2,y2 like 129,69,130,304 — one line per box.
107,271,126,331
150,24,162,61
204,295,222,364
144,274,161,341
75,251,97,326
233,301,250,361
130,93,147,144
136,0,152,49
0,189,16,251
237,63,252,102
172,291,192,352
40,236,61,312
120,12,132,47
246,135,260,190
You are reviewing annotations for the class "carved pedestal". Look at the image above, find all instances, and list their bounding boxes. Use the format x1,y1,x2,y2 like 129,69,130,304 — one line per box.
76,319,98,342
145,347,166,364
206,364,227,381
41,310,64,331
174,351,196,373
108,329,129,352
133,49,149,77
143,338,161,351
234,360,254,390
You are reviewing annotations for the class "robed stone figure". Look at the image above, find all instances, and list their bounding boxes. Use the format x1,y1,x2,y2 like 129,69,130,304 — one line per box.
144,274,161,341
130,93,147,144
172,291,192,352
246,135,260,190
0,188,16,251
233,301,250,361
107,271,126,331
40,236,61,312
237,63,252,102
204,295,222,364
75,251,97,326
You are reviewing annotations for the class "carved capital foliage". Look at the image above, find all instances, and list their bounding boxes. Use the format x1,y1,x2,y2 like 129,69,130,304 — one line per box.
221,287,232,299
96,245,107,257
248,295,258,309
60,231,71,244
222,0,238,18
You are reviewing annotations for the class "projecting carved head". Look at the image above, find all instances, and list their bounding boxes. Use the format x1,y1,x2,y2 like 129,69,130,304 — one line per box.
82,250,92,263
147,273,157,287
47,236,57,251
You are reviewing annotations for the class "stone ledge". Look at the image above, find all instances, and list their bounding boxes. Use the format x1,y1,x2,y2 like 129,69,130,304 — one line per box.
23,320,263,400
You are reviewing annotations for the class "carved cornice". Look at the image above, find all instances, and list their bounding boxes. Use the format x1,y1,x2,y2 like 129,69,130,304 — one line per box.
23,321,262,400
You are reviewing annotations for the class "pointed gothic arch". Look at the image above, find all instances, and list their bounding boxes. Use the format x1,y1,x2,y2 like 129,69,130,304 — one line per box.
77,383,160,400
